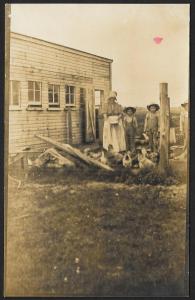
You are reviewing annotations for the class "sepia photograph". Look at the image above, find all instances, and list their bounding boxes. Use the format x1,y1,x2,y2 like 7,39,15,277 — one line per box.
4,3,189,297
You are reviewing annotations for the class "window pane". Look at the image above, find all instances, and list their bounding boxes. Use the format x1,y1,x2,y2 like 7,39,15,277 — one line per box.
70,86,74,93
35,81,41,91
12,81,20,92
70,93,74,104
28,90,34,102
28,81,34,90
13,93,19,106
65,85,69,94
80,88,85,105
48,84,53,93
54,85,59,94
35,90,40,102
66,93,69,104
54,93,59,103
48,92,53,103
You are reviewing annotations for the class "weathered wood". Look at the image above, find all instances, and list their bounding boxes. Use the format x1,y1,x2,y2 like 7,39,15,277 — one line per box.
67,108,73,144
159,83,170,173
35,135,114,171
33,148,75,168
9,32,112,151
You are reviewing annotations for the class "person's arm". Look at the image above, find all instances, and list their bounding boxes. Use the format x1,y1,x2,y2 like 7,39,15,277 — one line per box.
133,116,138,134
134,116,138,128
157,113,160,132
144,113,148,132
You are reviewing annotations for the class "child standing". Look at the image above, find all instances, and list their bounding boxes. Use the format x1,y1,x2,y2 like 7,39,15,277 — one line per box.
144,103,160,152
123,106,138,152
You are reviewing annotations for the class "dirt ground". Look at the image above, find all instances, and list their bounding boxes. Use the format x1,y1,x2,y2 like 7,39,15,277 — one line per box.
5,166,188,297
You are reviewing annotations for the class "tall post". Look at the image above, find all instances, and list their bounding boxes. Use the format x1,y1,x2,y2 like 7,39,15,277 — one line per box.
159,82,170,174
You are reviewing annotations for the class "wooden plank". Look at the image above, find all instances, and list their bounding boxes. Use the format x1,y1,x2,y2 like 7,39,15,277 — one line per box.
35,135,114,171
159,83,170,174
11,33,112,63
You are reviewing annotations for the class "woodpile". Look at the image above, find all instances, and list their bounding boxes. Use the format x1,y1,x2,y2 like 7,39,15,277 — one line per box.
35,135,114,172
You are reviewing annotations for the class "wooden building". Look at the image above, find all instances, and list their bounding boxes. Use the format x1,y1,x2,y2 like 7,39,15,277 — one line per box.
9,32,113,154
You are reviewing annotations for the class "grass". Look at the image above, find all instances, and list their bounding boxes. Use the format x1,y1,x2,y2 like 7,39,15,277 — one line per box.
5,165,188,297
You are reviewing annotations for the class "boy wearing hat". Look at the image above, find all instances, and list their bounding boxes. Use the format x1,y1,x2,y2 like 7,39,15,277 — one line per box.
123,106,138,152
143,103,160,152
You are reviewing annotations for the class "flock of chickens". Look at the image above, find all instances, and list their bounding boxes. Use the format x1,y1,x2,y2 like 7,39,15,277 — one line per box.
84,146,160,172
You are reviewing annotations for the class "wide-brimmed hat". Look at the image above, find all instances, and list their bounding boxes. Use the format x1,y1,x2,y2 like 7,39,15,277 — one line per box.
147,103,160,111
107,91,117,101
123,106,136,113
181,101,188,107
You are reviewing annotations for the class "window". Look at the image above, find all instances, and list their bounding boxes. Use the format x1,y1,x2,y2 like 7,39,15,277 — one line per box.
28,81,41,105
9,80,20,107
95,90,101,106
80,88,86,106
48,84,60,107
65,85,75,106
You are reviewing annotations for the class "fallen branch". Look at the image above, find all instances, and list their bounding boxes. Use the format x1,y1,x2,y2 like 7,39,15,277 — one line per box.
35,135,114,172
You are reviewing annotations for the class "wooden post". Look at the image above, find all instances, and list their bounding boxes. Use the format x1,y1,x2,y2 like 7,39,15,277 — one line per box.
159,83,170,173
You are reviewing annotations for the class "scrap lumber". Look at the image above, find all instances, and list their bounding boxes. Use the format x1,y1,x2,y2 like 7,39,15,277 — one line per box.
33,148,75,168
35,135,114,171
9,152,25,166
8,174,22,189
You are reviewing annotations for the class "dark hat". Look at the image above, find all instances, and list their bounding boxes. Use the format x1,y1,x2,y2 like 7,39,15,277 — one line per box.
147,103,160,111
123,106,136,113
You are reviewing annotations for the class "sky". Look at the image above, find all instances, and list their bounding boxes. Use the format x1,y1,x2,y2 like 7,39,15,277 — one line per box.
10,4,189,107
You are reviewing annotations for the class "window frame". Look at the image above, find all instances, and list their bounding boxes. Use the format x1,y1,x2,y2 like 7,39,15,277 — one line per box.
9,80,21,108
28,81,42,106
65,85,76,107
48,84,60,107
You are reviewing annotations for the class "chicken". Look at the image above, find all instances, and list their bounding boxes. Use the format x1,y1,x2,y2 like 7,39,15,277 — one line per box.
89,151,102,159
138,153,155,170
27,158,33,166
100,151,108,165
122,151,132,168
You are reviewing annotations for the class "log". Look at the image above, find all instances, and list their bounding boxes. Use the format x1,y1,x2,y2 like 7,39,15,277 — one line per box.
35,135,114,171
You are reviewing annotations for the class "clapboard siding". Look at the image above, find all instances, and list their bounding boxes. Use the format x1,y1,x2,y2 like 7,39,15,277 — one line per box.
9,32,112,153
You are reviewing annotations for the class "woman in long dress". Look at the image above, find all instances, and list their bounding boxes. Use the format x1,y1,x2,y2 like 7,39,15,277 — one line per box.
103,91,126,153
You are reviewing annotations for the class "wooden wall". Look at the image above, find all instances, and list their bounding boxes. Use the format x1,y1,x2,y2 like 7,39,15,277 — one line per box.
9,33,112,153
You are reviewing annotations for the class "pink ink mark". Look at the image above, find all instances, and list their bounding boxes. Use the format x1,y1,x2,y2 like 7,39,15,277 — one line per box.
153,36,163,44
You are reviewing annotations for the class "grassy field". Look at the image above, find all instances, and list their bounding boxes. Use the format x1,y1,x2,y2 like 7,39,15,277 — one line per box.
5,166,188,297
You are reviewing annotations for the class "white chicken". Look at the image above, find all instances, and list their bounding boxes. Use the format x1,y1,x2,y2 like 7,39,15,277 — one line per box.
27,158,33,166
138,152,155,170
122,151,132,168
100,151,108,165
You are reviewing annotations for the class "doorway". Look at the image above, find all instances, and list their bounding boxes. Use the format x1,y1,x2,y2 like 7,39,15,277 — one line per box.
94,90,104,141
80,88,86,143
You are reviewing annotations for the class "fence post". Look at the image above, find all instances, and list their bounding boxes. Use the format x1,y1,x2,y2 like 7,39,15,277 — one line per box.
159,83,170,174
